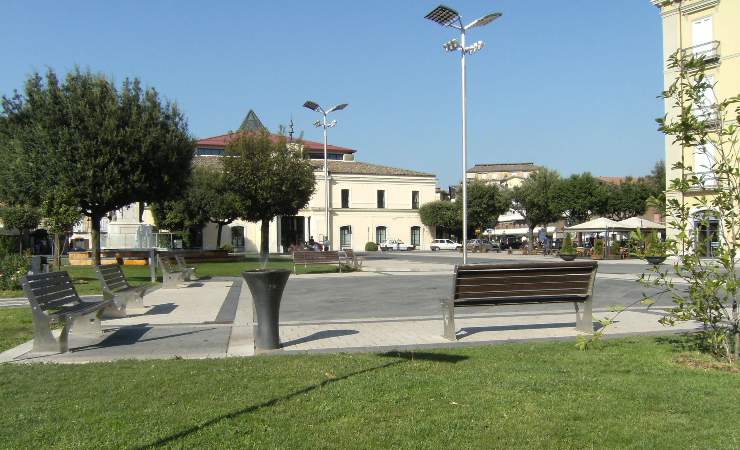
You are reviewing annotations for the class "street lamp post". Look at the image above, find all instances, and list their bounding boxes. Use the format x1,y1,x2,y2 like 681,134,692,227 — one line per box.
302,101,348,250
425,5,501,264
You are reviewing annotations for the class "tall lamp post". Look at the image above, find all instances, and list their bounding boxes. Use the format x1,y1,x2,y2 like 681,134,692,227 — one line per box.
425,5,501,264
302,101,348,250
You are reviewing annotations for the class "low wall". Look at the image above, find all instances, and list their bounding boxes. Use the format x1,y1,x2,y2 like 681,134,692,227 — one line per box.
68,249,241,266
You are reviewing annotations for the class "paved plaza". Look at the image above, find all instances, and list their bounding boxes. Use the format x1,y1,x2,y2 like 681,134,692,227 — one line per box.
0,253,698,364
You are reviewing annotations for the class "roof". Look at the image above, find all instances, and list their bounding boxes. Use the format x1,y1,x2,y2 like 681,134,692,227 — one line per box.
192,156,434,178
467,162,538,173
238,110,266,132
196,131,355,153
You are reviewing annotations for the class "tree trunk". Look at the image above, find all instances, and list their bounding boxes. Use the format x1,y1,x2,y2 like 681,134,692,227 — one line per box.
53,233,62,270
260,219,270,256
90,213,102,266
527,226,534,252
216,222,223,248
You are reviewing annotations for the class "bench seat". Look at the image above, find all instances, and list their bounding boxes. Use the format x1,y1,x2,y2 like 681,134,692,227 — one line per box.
96,264,149,311
293,251,343,273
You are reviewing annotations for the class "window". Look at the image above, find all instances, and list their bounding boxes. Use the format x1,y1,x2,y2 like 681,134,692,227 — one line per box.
411,191,419,209
375,226,387,244
309,153,343,160
377,190,385,209
410,226,421,247
340,226,352,249
694,143,717,187
195,147,224,156
341,189,350,208
692,16,713,57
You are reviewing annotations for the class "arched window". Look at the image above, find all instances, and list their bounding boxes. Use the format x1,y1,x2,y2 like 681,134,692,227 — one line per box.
410,226,421,247
375,226,387,244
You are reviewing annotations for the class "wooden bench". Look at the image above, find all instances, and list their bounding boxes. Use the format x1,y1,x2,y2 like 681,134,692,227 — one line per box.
442,261,597,340
340,249,362,269
95,264,149,311
174,254,197,281
158,256,187,289
293,251,342,273
21,271,117,353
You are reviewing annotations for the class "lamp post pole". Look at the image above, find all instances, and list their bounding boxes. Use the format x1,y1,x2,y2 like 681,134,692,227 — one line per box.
425,5,501,265
302,101,349,250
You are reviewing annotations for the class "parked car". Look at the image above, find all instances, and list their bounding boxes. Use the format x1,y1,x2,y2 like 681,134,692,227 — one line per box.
466,239,493,253
430,239,462,251
379,239,415,251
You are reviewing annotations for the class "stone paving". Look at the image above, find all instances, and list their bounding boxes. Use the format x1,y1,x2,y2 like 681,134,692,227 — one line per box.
0,256,700,364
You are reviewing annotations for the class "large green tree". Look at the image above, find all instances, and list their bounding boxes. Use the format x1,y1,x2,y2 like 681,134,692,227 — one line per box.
553,173,607,225
0,205,41,253
598,180,652,220
511,168,563,251
40,190,81,269
189,167,241,248
0,68,194,264
223,131,315,256
465,181,510,235
419,200,461,234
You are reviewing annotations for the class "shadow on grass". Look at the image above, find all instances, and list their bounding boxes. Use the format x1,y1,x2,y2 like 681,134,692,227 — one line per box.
655,332,704,353
136,352,468,449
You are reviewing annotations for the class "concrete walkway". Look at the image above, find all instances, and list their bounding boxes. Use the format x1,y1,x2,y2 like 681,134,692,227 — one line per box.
0,265,699,364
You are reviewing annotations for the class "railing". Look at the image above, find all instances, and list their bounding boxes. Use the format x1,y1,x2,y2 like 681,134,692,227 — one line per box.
692,104,721,129
101,232,182,249
682,40,720,63
688,171,719,191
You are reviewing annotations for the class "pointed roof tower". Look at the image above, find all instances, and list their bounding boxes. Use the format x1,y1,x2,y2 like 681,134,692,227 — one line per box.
238,110,267,132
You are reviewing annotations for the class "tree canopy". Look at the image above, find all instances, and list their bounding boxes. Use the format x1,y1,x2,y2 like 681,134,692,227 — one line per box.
419,200,460,231
511,168,562,250
0,68,194,263
465,181,510,234
553,173,606,225
223,131,315,255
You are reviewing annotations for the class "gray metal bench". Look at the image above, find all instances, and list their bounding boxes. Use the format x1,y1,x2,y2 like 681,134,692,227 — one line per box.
443,261,597,340
340,249,362,269
158,256,186,289
174,254,197,281
293,250,342,273
95,264,148,311
21,271,116,353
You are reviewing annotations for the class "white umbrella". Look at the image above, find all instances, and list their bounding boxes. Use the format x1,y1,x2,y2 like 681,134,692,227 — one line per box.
617,217,665,230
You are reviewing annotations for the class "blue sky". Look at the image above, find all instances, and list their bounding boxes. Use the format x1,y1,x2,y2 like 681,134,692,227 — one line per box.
1,1,665,187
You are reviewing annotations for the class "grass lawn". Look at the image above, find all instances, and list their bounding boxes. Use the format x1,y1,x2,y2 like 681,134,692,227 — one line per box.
0,256,348,298
0,325,738,449
0,307,32,353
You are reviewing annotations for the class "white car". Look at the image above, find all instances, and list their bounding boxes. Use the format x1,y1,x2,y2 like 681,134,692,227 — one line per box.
430,239,462,251
379,239,415,251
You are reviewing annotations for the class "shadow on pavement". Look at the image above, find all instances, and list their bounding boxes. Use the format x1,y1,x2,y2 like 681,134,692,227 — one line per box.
281,329,359,348
457,321,597,339
69,327,217,353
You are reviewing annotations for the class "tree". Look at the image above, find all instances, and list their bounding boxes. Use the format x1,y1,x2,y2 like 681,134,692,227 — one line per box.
464,181,510,236
598,180,652,220
0,205,40,253
645,160,667,216
189,167,241,248
419,200,461,234
223,131,315,256
0,68,194,264
553,173,606,225
511,168,562,251
40,190,81,269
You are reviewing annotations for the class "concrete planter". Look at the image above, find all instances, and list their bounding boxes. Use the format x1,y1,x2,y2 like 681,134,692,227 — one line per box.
646,256,666,265
559,254,576,261
242,269,291,352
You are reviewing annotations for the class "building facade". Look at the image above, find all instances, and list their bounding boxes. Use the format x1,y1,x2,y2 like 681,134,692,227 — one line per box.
466,162,539,189
652,0,739,255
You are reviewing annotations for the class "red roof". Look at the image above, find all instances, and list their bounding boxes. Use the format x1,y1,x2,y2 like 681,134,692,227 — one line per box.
196,131,355,153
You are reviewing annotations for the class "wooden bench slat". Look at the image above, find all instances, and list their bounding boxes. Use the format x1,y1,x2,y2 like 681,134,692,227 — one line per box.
456,288,590,299
456,281,590,294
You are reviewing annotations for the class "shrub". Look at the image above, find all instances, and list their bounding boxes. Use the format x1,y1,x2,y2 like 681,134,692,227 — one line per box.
560,233,575,255
593,239,604,257
220,243,234,253
610,239,621,256
365,242,378,252
644,230,665,257
0,235,20,257
0,254,29,290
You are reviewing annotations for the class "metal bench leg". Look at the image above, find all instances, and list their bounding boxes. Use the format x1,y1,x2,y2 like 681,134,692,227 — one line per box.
31,315,69,353
575,298,594,334
102,301,127,319
162,273,179,289
129,289,146,309
441,297,457,341
70,311,103,336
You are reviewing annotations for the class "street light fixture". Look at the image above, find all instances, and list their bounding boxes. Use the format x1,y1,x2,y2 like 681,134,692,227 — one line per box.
302,100,349,250
425,4,501,264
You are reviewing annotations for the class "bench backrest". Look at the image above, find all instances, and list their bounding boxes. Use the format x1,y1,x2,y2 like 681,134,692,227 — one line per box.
453,261,597,306
158,256,180,274
293,251,340,264
21,271,82,312
95,264,130,293
343,249,355,258
174,254,189,270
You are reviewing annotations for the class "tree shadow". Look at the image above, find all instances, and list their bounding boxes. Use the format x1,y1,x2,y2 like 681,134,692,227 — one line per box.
654,332,704,353
125,303,177,318
69,327,217,352
281,329,359,348
135,352,467,449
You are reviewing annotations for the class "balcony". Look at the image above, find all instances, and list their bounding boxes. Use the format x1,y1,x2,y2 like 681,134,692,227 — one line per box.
692,104,721,130
682,40,720,64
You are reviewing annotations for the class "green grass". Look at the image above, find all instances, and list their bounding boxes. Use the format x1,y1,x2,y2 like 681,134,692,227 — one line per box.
0,332,738,449
0,307,32,352
0,256,348,298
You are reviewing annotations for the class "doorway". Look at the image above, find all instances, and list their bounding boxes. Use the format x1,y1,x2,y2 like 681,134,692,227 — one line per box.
280,216,306,253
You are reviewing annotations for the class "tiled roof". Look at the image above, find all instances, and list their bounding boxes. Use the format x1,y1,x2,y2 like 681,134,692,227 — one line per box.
467,162,538,173
196,131,355,154
192,156,434,178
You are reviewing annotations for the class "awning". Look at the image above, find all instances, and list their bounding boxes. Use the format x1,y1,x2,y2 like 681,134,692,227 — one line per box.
617,217,665,230
564,217,632,233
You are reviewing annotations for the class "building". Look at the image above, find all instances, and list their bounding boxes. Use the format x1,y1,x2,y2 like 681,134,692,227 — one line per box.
652,0,739,254
72,111,437,253
466,162,539,189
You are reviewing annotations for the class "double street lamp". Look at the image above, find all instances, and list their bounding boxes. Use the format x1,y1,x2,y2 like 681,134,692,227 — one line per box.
425,5,501,264
302,101,349,250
